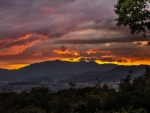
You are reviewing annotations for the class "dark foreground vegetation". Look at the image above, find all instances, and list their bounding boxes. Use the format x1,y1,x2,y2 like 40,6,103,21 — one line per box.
0,67,150,113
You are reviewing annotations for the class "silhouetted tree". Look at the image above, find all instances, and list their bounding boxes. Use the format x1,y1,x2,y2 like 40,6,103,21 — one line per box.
114,0,150,41
94,77,101,88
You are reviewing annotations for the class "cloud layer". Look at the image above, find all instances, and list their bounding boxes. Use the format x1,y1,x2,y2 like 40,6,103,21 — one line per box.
0,0,150,69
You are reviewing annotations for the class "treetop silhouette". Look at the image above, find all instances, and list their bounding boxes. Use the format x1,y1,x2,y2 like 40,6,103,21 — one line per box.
114,0,150,38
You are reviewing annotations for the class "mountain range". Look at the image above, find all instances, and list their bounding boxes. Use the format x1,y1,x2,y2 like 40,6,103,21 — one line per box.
0,60,147,83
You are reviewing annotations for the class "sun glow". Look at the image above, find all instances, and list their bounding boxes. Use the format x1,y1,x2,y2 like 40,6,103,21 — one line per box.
61,57,81,62
0,64,29,70
95,59,150,66
1,58,150,70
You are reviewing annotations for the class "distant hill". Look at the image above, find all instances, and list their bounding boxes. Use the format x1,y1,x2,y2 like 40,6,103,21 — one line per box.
0,61,147,83
59,65,146,83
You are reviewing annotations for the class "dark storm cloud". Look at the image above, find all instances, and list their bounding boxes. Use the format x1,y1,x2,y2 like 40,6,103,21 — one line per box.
100,57,116,62
117,59,127,63
0,0,118,41
0,0,77,40
60,46,67,52
0,41,7,49
0,0,76,8
52,36,148,44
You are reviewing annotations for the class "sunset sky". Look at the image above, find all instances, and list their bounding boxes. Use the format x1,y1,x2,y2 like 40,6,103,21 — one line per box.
0,0,150,69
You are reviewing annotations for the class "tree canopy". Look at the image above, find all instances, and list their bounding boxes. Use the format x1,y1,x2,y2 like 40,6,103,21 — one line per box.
114,0,150,37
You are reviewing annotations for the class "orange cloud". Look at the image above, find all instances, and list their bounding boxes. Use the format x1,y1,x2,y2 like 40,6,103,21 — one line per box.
0,34,47,56
0,45,150,70
53,49,80,56
86,48,110,54
13,34,33,41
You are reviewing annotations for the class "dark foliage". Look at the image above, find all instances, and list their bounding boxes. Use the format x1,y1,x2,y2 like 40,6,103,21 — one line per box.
115,0,150,36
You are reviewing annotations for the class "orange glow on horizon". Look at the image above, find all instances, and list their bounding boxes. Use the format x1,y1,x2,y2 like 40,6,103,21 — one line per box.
0,64,29,70
1,59,150,70
95,59,150,66
1,55,150,70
